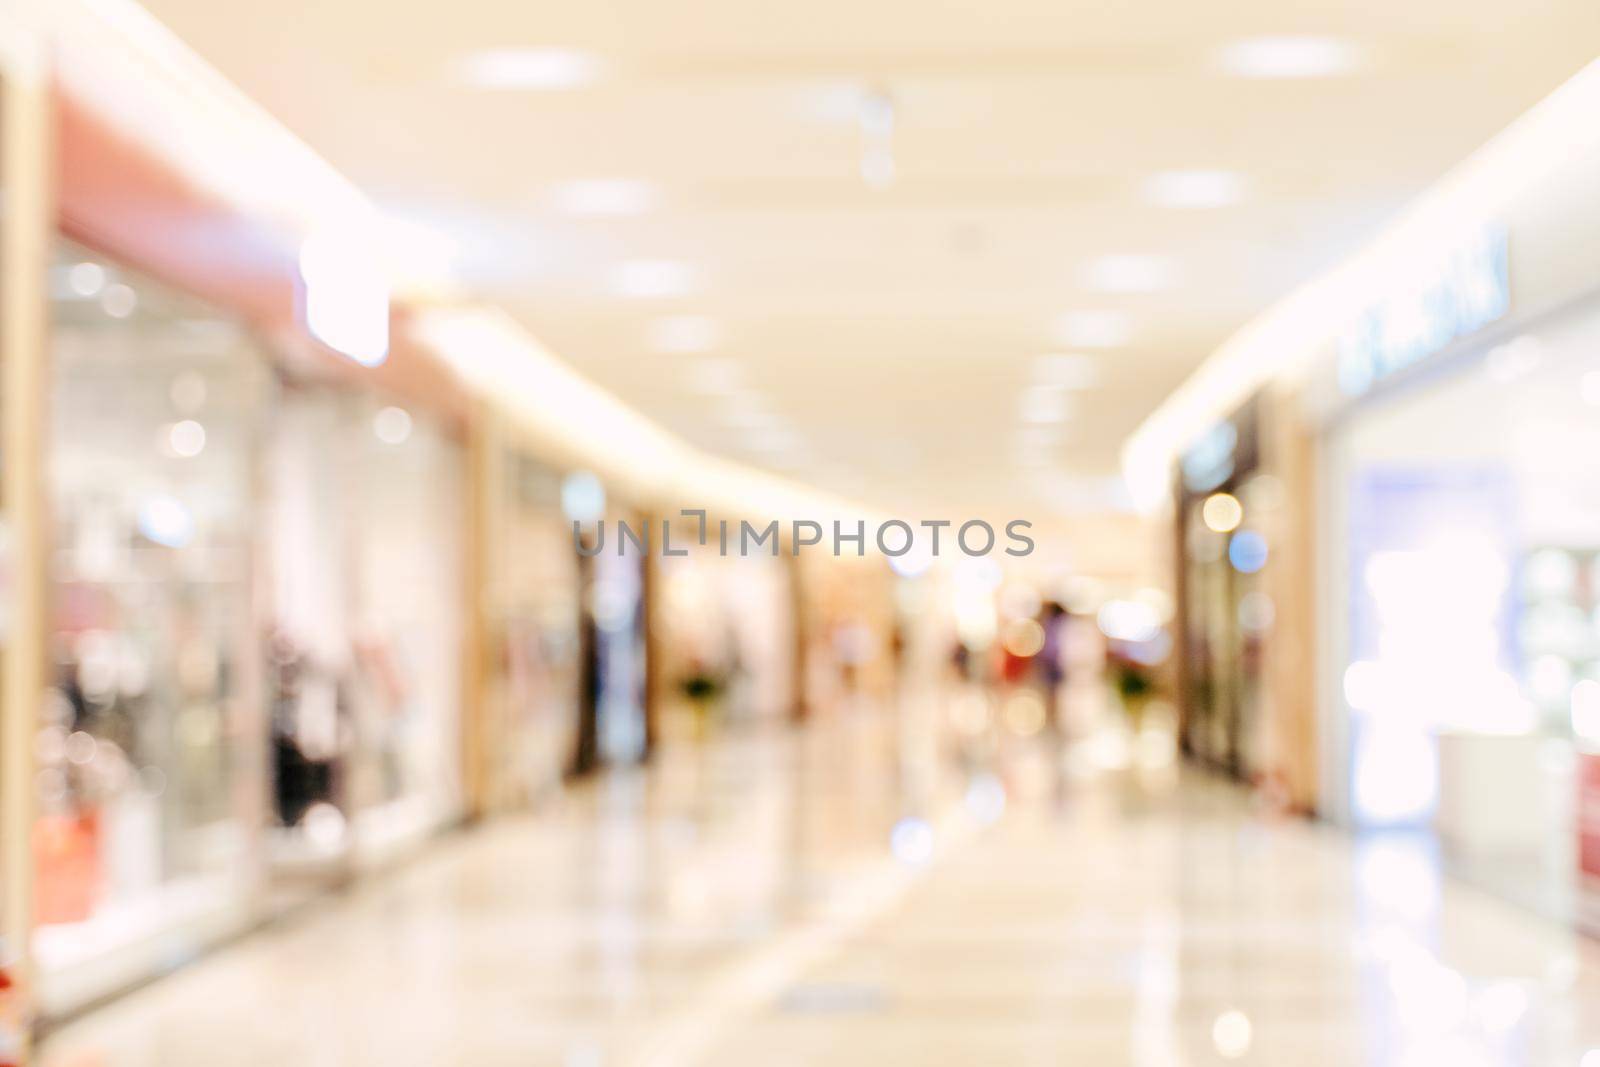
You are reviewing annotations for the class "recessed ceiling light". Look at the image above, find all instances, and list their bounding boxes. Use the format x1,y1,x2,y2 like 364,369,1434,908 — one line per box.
1144,170,1247,209
1216,36,1364,79
1034,353,1099,389
1056,310,1131,349
717,393,780,430
1016,422,1067,445
1020,386,1073,425
614,260,693,299
648,315,719,353
1083,254,1178,294
455,48,601,91
747,426,803,455
553,179,656,216
686,357,741,394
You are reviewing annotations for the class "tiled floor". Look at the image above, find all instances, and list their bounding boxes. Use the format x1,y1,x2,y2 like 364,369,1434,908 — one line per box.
36,702,1600,1067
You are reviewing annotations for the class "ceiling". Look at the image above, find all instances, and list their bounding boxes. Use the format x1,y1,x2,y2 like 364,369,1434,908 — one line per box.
131,0,1600,517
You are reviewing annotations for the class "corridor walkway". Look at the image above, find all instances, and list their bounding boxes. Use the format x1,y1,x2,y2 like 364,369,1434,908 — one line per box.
37,705,1600,1067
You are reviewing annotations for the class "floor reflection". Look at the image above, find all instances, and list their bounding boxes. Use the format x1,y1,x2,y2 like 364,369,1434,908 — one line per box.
37,697,1600,1067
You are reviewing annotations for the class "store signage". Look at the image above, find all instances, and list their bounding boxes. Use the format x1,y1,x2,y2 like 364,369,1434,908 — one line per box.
1337,226,1509,397
1180,420,1237,493
297,231,390,366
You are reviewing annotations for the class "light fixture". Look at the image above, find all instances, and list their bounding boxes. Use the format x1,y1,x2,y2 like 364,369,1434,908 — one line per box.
553,179,656,216
1144,169,1246,209
858,87,897,190
1082,254,1178,294
1097,599,1161,643
137,495,194,548
373,406,412,445
102,283,138,319
1217,36,1364,79
1016,422,1066,446
889,816,934,866
1229,529,1269,573
561,471,606,523
298,230,390,366
1020,385,1072,424
746,425,802,456
455,48,601,91
1034,353,1099,389
614,260,693,299
648,315,719,353
1211,1009,1253,1059
717,392,780,430
68,262,106,297
686,357,741,394
1055,310,1131,348
1202,491,1243,532
167,420,206,458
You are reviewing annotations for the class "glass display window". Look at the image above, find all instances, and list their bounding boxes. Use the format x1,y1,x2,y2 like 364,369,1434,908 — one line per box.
1323,300,1600,927
34,241,271,1010
266,386,464,866
483,451,579,809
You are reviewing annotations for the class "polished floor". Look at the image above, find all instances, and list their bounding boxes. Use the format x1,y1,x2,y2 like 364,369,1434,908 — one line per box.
37,701,1600,1067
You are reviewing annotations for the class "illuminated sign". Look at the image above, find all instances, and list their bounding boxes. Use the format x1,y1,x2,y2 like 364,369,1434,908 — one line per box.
1337,227,1509,396
298,231,390,366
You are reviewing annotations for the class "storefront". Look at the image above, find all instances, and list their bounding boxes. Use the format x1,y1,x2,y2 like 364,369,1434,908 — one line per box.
267,385,466,871
1314,224,1600,929
653,538,794,732
19,28,482,1013
471,432,580,813
0,31,52,1061
32,241,272,1013
1168,391,1317,808
1174,398,1266,778
569,487,650,775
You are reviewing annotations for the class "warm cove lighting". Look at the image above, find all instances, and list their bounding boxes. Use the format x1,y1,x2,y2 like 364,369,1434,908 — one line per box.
1144,170,1246,209
554,179,656,215
1083,254,1177,294
455,48,601,90
298,231,389,366
615,260,694,299
1217,36,1364,79
1056,310,1131,349
648,315,720,353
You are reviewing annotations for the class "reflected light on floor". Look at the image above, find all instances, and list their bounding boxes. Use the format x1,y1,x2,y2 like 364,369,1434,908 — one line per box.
889,817,935,866
1211,1008,1252,1059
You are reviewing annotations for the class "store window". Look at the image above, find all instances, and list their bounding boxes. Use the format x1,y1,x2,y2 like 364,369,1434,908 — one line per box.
657,545,793,728
1327,308,1600,925
483,452,579,809
1176,399,1273,780
33,242,269,1002
267,385,463,865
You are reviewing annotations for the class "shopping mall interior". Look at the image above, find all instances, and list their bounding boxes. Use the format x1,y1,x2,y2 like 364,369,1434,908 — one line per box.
3,1,1600,1064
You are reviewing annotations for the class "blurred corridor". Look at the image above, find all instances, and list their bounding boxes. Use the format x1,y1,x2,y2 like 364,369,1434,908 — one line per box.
34,705,1600,1067
6,1,1600,1064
